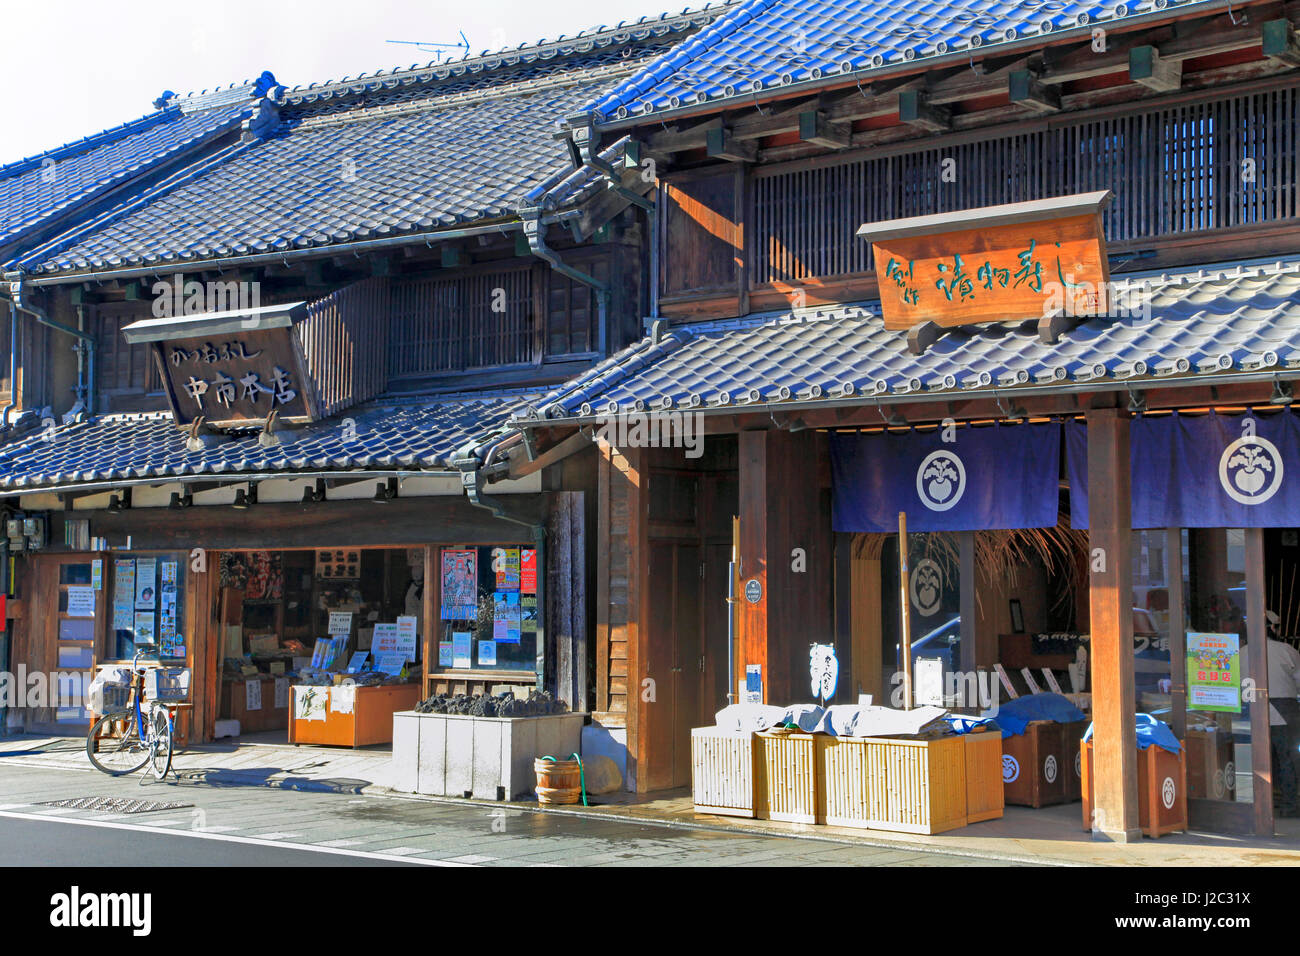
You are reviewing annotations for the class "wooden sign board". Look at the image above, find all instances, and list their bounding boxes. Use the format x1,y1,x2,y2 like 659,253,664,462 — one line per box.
152,326,318,428
860,191,1112,332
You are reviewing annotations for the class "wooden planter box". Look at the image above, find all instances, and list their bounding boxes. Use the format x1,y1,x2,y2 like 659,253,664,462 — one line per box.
1185,727,1235,801
1002,721,1068,807
391,710,586,800
691,728,758,818
965,730,1006,823
1081,739,1187,838
813,734,978,835
1063,720,1087,802
288,683,421,748
756,731,818,823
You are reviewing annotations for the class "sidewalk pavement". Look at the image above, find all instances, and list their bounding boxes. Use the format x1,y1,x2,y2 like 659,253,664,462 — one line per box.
2,734,1297,866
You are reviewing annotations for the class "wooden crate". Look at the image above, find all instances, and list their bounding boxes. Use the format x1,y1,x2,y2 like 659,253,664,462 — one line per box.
964,730,1005,823
1185,727,1235,801
1081,739,1187,838
1002,721,1069,807
691,728,758,818
814,735,968,834
288,683,421,747
756,731,818,823
1062,720,1087,802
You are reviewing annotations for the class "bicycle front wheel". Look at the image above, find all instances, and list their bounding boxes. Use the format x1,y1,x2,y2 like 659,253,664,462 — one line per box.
87,711,150,775
149,708,173,780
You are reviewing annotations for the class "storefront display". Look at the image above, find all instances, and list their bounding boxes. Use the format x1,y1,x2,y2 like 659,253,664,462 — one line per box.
435,543,538,675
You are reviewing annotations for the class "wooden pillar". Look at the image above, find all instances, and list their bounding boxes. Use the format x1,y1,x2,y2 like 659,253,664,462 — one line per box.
737,432,771,702
1086,407,1140,842
1245,528,1275,837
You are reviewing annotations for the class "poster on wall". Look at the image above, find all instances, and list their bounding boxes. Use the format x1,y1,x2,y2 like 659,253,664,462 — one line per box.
438,642,453,667
245,679,262,712
493,592,521,644
135,558,157,610
493,548,520,589
478,639,497,666
134,612,156,643
521,595,538,634
67,587,96,618
441,550,478,620
160,561,181,657
451,631,472,668
521,549,536,594
91,559,103,590
1186,632,1242,712
113,559,136,630
395,616,418,658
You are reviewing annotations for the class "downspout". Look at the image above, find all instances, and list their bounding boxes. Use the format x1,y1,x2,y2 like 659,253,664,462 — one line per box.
451,439,547,694
1,300,17,429
519,207,610,357
6,278,95,418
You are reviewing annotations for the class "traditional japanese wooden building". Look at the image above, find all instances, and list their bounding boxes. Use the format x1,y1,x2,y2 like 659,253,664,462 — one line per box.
500,0,1300,839
0,5,732,744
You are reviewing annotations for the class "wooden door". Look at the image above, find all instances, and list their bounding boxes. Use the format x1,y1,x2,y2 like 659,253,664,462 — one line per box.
645,541,678,791
672,543,702,787
701,542,733,720
31,554,105,734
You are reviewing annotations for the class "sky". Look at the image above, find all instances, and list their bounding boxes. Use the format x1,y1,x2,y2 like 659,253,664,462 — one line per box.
1,0,692,164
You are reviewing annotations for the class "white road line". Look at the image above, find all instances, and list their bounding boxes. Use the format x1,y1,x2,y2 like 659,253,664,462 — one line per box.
247,832,303,841
193,825,242,834
0,810,473,866
315,839,364,847
443,853,496,864
377,846,427,856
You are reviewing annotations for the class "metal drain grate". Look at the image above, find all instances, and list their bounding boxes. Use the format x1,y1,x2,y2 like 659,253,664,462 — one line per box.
36,797,192,814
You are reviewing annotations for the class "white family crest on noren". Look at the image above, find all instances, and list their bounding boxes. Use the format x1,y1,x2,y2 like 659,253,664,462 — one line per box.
908,558,943,617
916,449,965,511
1218,435,1284,505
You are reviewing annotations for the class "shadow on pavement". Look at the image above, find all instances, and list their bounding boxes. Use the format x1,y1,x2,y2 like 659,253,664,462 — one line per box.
169,766,372,794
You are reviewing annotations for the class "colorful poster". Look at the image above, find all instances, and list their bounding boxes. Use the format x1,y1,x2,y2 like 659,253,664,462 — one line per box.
451,631,472,669
478,639,497,666
159,560,180,656
493,548,521,589
493,591,521,644
135,558,157,610
438,642,453,667
113,559,135,630
67,586,95,618
91,559,103,591
1186,632,1242,713
441,550,478,620
134,612,156,642
521,595,538,634
521,549,536,594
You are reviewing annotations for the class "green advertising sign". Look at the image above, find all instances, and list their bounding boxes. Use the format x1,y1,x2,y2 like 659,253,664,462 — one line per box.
1186,632,1242,713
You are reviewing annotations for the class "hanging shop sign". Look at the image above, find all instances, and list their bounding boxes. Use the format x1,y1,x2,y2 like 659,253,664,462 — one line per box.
121,302,318,428
829,422,1060,533
1067,411,1300,529
858,191,1112,331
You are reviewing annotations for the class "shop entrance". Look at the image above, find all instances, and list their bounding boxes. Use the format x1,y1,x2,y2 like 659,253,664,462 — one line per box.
645,456,737,790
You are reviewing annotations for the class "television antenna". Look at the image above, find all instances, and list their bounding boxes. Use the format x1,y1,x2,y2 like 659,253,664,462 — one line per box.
386,30,471,62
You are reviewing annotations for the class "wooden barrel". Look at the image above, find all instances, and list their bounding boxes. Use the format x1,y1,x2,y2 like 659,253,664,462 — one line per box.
534,757,582,805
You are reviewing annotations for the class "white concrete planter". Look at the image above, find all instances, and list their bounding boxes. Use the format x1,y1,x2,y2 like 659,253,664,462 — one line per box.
391,711,587,800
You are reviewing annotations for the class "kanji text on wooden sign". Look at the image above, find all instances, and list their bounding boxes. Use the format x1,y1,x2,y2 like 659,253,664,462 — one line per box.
153,327,314,426
858,191,1113,331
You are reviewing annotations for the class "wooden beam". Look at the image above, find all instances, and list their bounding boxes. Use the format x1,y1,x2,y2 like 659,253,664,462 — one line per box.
705,127,757,163
798,110,851,149
1085,407,1140,842
1262,18,1300,66
507,429,593,479
1129,45,1183,92
898,89,950,132
1009,70,1062,113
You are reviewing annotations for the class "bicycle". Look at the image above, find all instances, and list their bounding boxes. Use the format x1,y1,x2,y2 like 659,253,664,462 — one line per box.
85,648,178,781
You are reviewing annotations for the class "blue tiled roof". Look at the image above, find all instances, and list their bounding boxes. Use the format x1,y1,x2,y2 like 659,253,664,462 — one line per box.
524,258,1300,421
0,103,251,249
10,5,734,277
585,0,1220,123
0,392,535,491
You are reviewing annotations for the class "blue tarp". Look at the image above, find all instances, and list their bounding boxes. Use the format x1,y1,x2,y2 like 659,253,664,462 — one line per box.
993,693,1087,738
1083,713,1182,754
